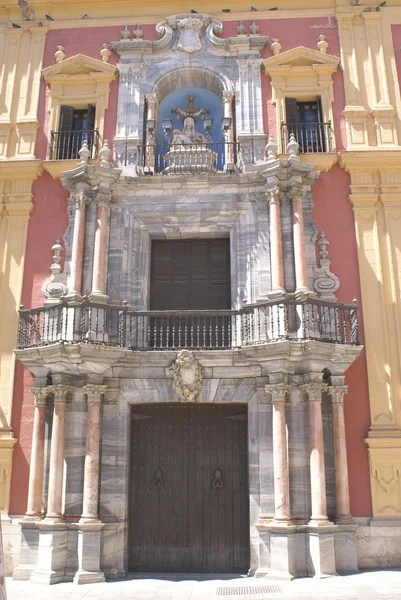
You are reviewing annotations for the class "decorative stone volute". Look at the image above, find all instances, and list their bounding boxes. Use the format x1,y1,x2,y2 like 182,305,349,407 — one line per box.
30,388,49,406
313,231,340,300
317,34,329,54
170,350,203,402
100,43,111,63
47,385,75,403
55,45,66,63
83,384,107,403
99,140,112,168
300,382,328,402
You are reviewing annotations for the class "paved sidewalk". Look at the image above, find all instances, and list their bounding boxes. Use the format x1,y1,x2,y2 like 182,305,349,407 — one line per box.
6,570,401,600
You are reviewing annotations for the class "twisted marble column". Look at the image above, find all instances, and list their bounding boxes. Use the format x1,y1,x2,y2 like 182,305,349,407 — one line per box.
24,388,49,520
301,383,329,524
329,385,353,524
80,385,106,523
45,385,74,523
291,188,308,294
267,187,285,293
266,383,291,522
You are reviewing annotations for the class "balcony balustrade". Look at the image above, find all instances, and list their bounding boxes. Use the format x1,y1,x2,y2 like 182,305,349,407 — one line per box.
281,122,333,154
18,298,359,351
49,129,99,160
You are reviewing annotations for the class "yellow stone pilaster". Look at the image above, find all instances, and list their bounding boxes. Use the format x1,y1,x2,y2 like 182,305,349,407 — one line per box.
0,160,42,517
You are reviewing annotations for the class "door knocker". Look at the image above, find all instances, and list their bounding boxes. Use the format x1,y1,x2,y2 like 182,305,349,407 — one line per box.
154,470,164,487
213,469,223,488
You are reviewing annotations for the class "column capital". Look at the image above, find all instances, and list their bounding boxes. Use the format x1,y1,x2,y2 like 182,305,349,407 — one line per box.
145,92,158,107
328,385,348,404
30,388,49,406
266,186,283,205
300,383,328,403
265,383,290,403
222,90,235,103
47,385,75,403
71,192,91,209
95,193,111,209
83,384,107,403
289,187,306,203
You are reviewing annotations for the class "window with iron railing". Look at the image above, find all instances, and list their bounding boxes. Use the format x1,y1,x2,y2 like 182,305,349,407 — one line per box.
281,98,333,154
48,104,99,160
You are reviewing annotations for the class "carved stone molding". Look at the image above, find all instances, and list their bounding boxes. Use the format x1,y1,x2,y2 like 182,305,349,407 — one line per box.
47,385,75,403
30,388,50,406
169,350,203,402
266,186,283,205
328,385,348,404
265,383,290,403
72,192,91,210
300,383,328,403
95,193,112,210
83,384,107,403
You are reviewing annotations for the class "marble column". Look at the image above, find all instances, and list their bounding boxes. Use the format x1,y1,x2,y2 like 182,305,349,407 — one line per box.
291,188,309,294
145,92,157,171
67,193,89,298
44,385,74,523
266,383,291,523
75,384,106,584
301,383,329,524
91,195,110,298
222,90,235,166
267,187,285,294
24,388,48,521
329,385,353,524
80,385,106,522
237,60,250,134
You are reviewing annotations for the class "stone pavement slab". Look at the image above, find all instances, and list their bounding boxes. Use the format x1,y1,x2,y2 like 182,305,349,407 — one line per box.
6,570,401,600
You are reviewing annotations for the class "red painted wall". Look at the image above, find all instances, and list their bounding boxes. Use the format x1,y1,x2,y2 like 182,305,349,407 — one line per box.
313,166,372,516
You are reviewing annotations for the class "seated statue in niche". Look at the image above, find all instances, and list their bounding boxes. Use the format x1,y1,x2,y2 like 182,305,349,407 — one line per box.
169,95,210,146
170,116,207,145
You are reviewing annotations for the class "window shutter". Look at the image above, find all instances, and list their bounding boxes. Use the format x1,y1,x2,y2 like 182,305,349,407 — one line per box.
285,98,298,128
59,106,74,132
88,104,96,130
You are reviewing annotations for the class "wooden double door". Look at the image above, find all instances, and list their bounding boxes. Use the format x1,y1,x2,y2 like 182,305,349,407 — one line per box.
129,403,249,573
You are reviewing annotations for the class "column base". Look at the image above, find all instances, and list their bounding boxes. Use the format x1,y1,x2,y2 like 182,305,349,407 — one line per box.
76,522,104,584
334,524,359,575
74,570,105,585
30,523,68,585
13,521,40,581
306,525,338,578
88,292,108,304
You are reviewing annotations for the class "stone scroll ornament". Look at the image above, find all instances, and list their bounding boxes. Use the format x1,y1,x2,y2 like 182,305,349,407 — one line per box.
169,350,203,402
175,17,205,53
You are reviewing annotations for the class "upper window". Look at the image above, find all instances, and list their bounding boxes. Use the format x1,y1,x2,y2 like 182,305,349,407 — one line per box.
282,97,333,154
49,104,97,160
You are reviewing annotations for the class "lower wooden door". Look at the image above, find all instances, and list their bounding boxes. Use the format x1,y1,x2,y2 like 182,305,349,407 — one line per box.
129,403,249,573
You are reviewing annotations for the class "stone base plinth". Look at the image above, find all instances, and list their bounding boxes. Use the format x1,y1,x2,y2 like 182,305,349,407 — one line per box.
334,525,359,574
307,525,337,578
257,523,299,579
30,523,68,585
74,522,104,585
12,521,39,581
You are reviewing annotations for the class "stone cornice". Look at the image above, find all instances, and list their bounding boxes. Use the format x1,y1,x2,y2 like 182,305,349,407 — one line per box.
0,159,43,182
340,150,401,171
263,46,340,75
42,54,117,82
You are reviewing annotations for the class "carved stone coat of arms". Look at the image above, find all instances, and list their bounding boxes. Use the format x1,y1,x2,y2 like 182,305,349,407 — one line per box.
169,350,203,402
176,17,204,53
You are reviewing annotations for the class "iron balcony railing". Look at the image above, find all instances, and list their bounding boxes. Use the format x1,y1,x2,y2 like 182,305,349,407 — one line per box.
281,122,333,154
120,141,243,174
17,298,359,351
49,129,99,160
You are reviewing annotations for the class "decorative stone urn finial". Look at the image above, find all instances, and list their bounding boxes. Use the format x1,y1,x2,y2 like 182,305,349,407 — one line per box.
100,43,111,63
270,38,282,55
237,20,246,36
121,24,130,40
265,134,277,160
313,231,340,300
317,34,329,54
99,140,112,168
42,238,67,300
287,133,299,157
249,19,259,35
133,24,143,39
55,45,66,63
79,139,91,164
